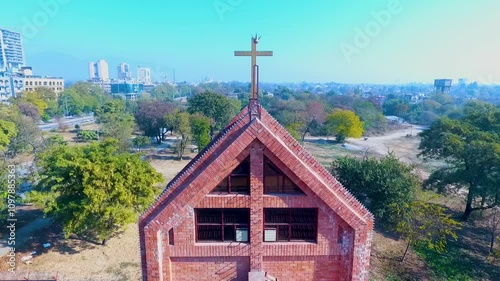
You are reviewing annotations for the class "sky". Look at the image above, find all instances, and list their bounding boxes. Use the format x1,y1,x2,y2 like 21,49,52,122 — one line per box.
1,0,500,84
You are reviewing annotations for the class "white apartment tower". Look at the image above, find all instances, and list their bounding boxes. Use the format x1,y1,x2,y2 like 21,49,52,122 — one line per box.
0,28,25,71
88,59,109,81
137,66,152,84
117,62,132,80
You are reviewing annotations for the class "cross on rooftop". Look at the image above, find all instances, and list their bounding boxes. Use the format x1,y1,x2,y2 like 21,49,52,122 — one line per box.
234,34,273,100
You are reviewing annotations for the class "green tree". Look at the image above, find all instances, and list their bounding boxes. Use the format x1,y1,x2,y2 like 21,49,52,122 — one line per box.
190,114,211,150
33,139,163,245
395,200,462,262
150,83,177,100
6,114,43,159
187,91,239,138
76,130,99,142
132,136,151,149
325,109,364,143
14,91,48,116
0,120,17,152
168,110,191,160
285,123,301,140
96,99,135,151
331,153,419,226
419,102,500,220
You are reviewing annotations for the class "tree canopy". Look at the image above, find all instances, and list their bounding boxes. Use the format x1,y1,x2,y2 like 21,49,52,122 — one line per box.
325,109,364,143
134,100,175,143
187,91,240,138
419,101,500,220
96,99,135,150
331,153,419,226
33,139,163,245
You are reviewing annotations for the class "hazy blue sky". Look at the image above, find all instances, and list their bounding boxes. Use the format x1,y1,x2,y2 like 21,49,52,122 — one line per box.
2,0,500,83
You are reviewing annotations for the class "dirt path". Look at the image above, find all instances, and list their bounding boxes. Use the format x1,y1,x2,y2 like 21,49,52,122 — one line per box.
0,217,52,257
347,125,426,156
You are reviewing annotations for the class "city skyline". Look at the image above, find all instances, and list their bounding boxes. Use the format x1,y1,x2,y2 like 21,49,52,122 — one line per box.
2,0,500,84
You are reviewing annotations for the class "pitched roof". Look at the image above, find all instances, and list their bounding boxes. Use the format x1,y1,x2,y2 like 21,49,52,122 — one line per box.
139,104,373,230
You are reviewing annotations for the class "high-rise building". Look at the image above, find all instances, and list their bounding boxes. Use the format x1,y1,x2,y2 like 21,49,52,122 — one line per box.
117,62,132,80
137,66,152,84
88,59,109,81
0,28,25,71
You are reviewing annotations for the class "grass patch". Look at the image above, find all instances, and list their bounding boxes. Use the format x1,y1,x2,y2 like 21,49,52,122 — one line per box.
414,243,476,281
119,261,139,269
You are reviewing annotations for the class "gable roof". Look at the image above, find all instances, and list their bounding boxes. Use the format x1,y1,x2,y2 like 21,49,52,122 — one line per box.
139,104,373,230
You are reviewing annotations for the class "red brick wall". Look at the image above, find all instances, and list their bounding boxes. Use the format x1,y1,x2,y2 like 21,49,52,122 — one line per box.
171,257,249,281
263,256,342,281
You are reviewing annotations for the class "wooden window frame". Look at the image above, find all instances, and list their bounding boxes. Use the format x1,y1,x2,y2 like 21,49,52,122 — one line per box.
195,208,250,243
263,158,305,195
211,158,250,194
263,208,317,242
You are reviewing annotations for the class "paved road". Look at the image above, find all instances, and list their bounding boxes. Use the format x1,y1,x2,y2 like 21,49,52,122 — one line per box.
38,116,95,131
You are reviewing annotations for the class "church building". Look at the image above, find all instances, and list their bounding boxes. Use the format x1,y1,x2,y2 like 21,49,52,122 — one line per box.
139,36,373,281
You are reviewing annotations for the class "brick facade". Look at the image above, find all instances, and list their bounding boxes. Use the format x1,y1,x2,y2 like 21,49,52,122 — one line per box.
139,105,374,281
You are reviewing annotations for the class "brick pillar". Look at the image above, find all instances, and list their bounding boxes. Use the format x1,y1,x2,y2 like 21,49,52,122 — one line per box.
249,142,264,272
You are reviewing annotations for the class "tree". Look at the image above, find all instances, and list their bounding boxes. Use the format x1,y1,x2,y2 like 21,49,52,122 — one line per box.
300,101,326,141
134,100,175,143
97,100,135,151
6,114,43,159
485,206,500,253
190,114,211,150
76,130,99,142
150,83,177,100
132,136,151,150
167,110,191,160
419,102,500,220
352,100,386,131
331,153,419,226
395,200,462,262
17,102,41,122
58,90,85,116
325,109,363,143
187,91,239,138
33,139,163,245
56,117,69,132
0,120,17,152
14,91,49,116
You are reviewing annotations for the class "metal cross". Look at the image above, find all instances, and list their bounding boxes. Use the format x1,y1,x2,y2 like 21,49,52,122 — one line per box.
234,34,273,100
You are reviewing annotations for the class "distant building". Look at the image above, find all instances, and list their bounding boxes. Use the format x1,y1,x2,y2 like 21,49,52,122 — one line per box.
137,67,152,84
434,79,452,94
89,79,111,94
0,70,64,102
117,62,132,80
143,84,155,93
0,71,23,102
110,82,143,94
0,28,25,71
23,76,64,94
88,59,109,81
